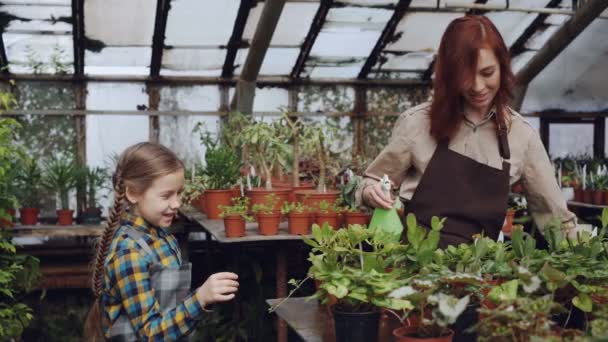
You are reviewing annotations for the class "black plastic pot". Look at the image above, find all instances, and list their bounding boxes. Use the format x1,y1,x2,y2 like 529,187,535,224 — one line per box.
80,207,102,225
333,307,380,342
451,303,479,342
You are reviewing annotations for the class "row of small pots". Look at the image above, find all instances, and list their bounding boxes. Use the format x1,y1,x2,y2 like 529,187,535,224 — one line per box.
571,187,608,205
223,210,372,238
1,208,101,227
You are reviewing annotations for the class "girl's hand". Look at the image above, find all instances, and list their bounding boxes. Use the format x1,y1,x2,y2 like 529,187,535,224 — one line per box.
363,181,395,209
196,272,239,307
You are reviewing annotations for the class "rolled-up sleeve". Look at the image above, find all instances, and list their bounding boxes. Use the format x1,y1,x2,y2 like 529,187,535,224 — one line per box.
356,112,415,208
521,130,577,233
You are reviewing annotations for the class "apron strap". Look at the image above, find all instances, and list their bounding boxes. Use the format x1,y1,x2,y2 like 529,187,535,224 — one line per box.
124,228,156,259
495,113,510,160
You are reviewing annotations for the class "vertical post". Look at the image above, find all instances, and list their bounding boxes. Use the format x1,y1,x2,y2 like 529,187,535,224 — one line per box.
352,87,366,159
594,116,605,158
74,82,87,214
148,84,160,143
540,116,550,153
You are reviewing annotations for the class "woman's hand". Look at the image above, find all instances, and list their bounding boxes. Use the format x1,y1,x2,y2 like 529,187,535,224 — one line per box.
196,272,239,308
362,181,395,209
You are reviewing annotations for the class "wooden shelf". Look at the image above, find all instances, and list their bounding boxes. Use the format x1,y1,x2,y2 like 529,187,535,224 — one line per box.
567,201,608,209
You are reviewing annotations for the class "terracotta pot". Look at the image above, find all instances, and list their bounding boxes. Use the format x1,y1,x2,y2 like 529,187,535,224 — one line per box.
344,211,371,227
583,189,593,204
57,209,74,225
294,189,340,211
604,191,608,205
246,188,290,213
205,189,233,219
574,188,584,202
593,190,604,205
501,209,515,234
287,212,312,235
393,326,454,342
231,186,242,199
257,213,281,235
315,212,341,230
196,193,206,214
20,207,39,225
275,181,316,202
223,215,246,238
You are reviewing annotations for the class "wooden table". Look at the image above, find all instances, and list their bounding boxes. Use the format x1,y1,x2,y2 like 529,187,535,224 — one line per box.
183,209,310,342
267,297,332,342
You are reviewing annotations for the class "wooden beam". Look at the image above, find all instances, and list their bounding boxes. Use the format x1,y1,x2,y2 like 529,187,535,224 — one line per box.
509,0,561,58
71,0,85,75
150,0,172,77
74,84,86,213
0,74,429,87
147,84,160,143
358,0,412,79
515,0,608,86
222,0,255,78
290,0,333,79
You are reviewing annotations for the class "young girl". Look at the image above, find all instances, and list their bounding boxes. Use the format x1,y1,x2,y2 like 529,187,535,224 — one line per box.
85,142,239,341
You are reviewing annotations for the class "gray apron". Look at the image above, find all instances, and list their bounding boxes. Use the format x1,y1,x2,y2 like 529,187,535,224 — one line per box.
106,228,194,341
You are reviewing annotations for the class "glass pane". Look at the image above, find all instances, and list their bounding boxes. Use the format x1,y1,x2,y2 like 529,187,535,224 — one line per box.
385,12,462,52
511,50,535,73
165,0,240,46
159,86,220,111
341,0,397,5
234,48,300,76
304,63,365,78
160,115,220,166
297,86,354,112
226,86,289,113
1,4,72,33
362,115,398,163
86,82,147,111
85,0,157,46
549,124,593,158
4,33,73,74
310,30,380,58
367,87,430,114
525,25,559,50
243,2,319,46
161,49,225,76
85,47,151,76
374,51,434,72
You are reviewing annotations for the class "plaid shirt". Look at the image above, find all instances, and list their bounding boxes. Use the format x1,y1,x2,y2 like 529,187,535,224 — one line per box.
101,214,203,341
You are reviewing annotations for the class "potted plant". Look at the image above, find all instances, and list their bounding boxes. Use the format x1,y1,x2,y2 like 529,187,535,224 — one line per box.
472,296,566,341
315,199,342,230
43,156,79,225
15,157,43,225
219,197,253,238
78,166,108,224
294,121,340,210
281,201,313,235
199,130,242,219
340,172,371,227
306,224,412,342
183,174,206,214
252,193,281,235
0,117,21,228
274,111,316,200
241,119,290,210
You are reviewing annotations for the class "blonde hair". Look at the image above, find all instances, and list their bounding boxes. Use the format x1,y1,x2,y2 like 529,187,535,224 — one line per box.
84,142,183,340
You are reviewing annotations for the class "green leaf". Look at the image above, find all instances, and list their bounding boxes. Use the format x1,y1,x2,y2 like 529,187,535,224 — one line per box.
572,293,593,312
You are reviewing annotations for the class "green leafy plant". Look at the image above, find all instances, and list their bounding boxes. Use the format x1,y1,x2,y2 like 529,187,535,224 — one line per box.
15,157,43,208
251,194,279,215
219,197,253,222
340,172,361,212
78,166,108,209
280,201,312,216
198,129,241,190
473,296,566,341
43,157,79,210
0,119,22,217
270,223,412,314
0,229,41,339
241,120,290,190
317,199,343,214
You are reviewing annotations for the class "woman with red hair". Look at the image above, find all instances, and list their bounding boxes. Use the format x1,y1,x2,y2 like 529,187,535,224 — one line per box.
358,15,578,247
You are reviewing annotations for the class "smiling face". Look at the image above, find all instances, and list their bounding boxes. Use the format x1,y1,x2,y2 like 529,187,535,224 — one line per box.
127,169,184,227
462,47,501,115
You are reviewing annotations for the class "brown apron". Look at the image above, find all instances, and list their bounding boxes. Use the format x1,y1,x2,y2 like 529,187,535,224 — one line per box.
404,118,510,248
